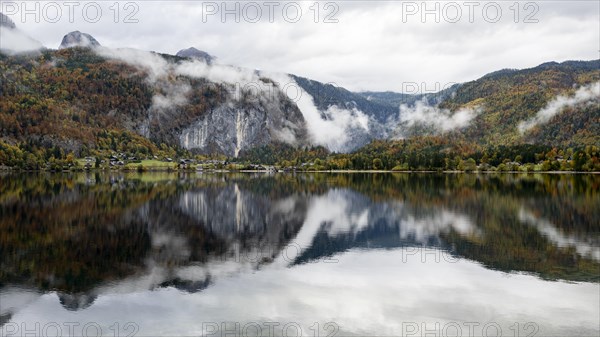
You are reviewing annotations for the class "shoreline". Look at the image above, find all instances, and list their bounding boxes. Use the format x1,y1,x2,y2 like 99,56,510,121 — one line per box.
1,168,598,174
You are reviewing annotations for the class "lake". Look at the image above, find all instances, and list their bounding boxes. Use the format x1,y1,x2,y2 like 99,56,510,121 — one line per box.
0,172,598,336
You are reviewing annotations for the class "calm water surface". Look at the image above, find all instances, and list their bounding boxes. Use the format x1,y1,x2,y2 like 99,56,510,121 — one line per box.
0,173,598,336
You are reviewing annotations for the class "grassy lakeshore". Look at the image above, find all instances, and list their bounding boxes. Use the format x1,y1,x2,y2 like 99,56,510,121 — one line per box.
3,163,598,174
123,160,179,170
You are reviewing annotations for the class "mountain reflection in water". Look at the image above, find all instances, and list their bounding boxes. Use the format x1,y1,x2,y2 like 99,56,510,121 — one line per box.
0,172,598,335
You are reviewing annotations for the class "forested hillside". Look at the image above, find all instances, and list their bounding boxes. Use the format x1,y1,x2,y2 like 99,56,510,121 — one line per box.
0,47,306,168
0,48,193,165
0,45,598,171
441,60,600,147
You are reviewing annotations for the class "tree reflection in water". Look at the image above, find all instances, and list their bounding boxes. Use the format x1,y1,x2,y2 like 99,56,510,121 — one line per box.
0,172,598,318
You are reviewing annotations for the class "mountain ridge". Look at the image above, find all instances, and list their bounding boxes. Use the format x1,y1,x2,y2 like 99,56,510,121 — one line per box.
0,25,598,168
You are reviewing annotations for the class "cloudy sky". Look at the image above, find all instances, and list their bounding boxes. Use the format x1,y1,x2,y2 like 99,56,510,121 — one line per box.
3,1,599,92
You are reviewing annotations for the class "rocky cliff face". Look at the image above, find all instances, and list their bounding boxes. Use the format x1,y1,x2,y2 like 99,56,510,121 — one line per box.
59,31,101,49
86,46,309,156
178,90,308,157
180,105,269,157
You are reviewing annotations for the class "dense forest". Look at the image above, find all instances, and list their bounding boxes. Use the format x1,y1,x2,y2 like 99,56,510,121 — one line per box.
238,141,600,172
439,60,600,147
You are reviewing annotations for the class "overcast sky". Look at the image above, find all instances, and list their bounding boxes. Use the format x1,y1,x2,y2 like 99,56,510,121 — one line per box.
3,1,599,92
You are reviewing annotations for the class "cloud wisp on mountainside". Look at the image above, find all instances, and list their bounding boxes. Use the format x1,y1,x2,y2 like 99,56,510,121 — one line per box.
0,13,43,54
396,99,482,135
268,72,372,152
518,81,600,133
96,46,258,87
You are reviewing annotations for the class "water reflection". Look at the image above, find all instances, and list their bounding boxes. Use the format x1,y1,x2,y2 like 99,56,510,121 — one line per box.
0,173,598,335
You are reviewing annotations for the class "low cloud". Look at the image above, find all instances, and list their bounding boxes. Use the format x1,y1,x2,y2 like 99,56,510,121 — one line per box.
519,81,600,133
151,82,191,110
95,47,190,114
95,47,170,81
96,46,262,86
94,46,266,112
175,60,258,86
0,26,44,54
269,73,371,152
398,99,480,133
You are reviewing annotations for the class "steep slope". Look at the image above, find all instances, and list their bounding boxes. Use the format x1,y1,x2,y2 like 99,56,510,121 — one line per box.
357,91,418,108
439,60,600,147
292,75,398,122
358,84,461,108
0,47,308,157
289,75,400,151
291,76,468,152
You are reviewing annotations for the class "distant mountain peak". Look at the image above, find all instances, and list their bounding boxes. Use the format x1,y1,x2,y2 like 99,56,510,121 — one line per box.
176,47,214,63
59,31,101,49
0,12,16,29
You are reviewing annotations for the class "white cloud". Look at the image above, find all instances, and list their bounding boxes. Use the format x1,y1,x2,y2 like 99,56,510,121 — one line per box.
398,99,480,133
269,72,371,152
151,82,191,110
95,46,266,111
95,47,170,81
518,81,600,133
175,60,258,86
0,26,44,54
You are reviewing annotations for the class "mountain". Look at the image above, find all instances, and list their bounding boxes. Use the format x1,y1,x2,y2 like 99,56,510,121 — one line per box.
0,26,598,164
59,31,101,49
292,75,399,122
176,47,214,64
291,76,467,151
0,13,44,54
0,47,308,158
357,91,418,108
290,75,405,152
438,60,600,147
358,84,461,108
